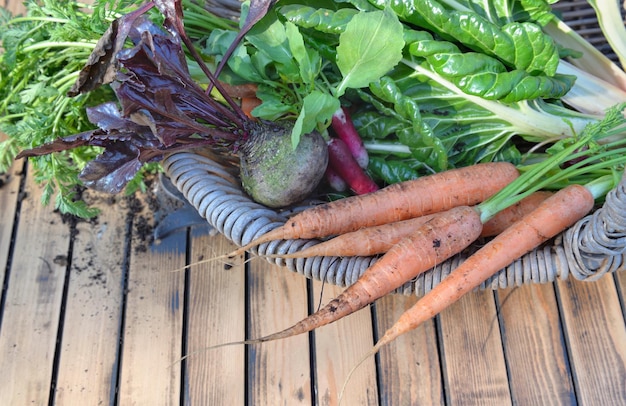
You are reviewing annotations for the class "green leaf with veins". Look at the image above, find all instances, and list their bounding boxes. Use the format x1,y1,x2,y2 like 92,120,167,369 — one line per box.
335,7,404,97
285,21,321,85
279,5,358,34
366,0,560,75
292,90,340,147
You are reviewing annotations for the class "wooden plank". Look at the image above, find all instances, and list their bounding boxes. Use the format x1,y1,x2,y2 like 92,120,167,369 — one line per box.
183,231,246,405
52,191,128,405
438,289,512,405
496,284,575,405
117,196,186,404
0,147,23,287
0,172,72,404
311,280,378,406
556,276,626,404
247,257,312,405
375,293,444,405
615,271,626,318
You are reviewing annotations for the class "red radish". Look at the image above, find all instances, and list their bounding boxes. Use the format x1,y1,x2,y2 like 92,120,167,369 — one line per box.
325,166,348,192
327,137,379,195
331,106,369,168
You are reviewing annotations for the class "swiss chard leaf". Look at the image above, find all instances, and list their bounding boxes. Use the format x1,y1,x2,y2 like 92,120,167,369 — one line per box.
366,0,561,75
406,31,574,102
448,0,556,26
368,156,422,184
354,69,524,172
279,5,358,34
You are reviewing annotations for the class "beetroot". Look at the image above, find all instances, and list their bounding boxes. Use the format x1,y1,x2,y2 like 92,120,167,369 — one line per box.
17,10,329,208
239,121,328,207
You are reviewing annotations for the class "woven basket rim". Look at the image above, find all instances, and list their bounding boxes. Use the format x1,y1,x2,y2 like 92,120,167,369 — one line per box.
162,151,626,296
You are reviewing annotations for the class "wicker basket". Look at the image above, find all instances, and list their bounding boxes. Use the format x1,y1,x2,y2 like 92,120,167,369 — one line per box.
162,1,626,296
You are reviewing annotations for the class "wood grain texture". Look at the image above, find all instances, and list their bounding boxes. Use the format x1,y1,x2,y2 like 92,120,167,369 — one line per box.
0,172,72,404
117,197,186,405
497,284,575,405
0,134,22,295
52,191,128,405
310,280,379,406
556,276,626,405
184,231,246,405
247,257,312,405
2,1,626,405
438,289,511,405
375,294,444,406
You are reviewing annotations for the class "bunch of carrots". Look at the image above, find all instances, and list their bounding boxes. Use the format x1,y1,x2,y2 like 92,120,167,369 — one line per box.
211,103,626,362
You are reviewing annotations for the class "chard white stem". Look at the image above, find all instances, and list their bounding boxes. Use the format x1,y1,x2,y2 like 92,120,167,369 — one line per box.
543,19,626,91
363,141,410,155
587,0,626,69
557,61,626,116
401,58,595,141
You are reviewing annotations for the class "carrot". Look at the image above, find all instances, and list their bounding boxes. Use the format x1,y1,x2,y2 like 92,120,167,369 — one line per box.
218,82,258,98
215,82,261,118
359,184,595,361
479,190,553,237
267,215,438,259
241,96,262,119
264,190,551,259
221,205,484,346
231,162,519,256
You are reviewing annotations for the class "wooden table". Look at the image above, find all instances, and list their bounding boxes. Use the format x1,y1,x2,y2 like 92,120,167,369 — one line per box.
1,1,626,405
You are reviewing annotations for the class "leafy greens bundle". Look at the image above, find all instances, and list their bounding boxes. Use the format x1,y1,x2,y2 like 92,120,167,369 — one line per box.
1,0,625,216
206,0,624,184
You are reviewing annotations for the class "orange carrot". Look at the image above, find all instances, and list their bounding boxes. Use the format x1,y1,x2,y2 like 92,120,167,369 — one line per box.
267,214,437,259
367,184,594,355
265,190,552,259
215,82,261,118
241,96,262,119
232,162,518,255
228,205,484,345
218,82,258,98
479,190,553,237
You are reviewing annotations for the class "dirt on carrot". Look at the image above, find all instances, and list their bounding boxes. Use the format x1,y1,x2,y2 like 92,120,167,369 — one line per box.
360,183,595,362
231,162,519,256
216,205,484,347
265,190,553,259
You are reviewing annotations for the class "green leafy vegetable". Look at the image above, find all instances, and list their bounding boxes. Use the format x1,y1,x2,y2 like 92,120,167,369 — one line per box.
0,0,241,217
207,3,404,146
0,0,130,217
3,0,625,217
366,0,561,75
334,7,404,97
